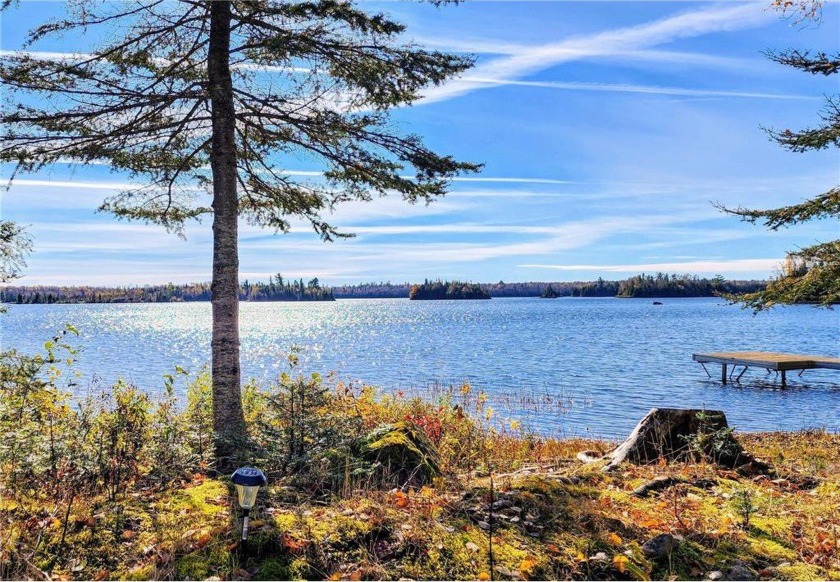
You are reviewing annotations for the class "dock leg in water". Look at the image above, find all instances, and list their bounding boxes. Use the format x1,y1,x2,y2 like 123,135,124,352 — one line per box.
781,370,787,388
721,364,727,385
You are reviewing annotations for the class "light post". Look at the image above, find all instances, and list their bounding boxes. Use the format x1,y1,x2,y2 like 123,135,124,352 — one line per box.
231,467,267,542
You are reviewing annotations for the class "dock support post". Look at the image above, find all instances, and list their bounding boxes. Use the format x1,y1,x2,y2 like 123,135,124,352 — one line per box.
781,370,787,388
721,364,727,385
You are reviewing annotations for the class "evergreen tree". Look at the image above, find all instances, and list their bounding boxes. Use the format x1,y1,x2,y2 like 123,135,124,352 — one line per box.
1,1,479,468
0,221,31,283
720,48,839,310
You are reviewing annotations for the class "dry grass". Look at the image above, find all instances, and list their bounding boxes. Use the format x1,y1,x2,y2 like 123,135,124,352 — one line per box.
3,428,838,581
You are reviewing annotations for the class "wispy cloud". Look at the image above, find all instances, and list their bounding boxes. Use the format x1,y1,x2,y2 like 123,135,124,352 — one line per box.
520,258,781,274
421,3,772,104
413,34,761,70
461,77,814,100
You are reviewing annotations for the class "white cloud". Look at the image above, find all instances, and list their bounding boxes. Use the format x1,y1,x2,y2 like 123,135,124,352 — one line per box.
410,36,762,71
420,3,772,104
520,258,782,274
461,77,814,101
9,179,140,190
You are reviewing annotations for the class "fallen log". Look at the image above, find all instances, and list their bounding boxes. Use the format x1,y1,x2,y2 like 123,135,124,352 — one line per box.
631,476,686,497
604,408,745,471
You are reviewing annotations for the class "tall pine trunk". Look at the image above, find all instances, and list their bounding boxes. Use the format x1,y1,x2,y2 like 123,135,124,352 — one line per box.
208,0,246,471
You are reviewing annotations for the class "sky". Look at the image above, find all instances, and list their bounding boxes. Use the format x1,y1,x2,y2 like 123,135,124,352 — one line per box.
1,1,838,286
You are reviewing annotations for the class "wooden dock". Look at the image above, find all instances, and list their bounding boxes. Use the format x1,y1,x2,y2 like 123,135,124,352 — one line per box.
693,351,840,387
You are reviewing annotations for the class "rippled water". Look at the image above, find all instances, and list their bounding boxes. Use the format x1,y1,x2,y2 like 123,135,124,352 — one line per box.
2,298,838,437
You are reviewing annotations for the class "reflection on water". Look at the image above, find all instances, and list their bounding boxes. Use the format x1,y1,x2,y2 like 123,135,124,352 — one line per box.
2,297,838,437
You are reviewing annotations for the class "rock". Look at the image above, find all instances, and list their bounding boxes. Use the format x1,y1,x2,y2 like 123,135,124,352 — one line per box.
727,562,757,581
509,516,520,523
477,521,491,530
590,552,609,563
465,542,480,553
491,498,513,510
706,571,725,581
642,533,678,559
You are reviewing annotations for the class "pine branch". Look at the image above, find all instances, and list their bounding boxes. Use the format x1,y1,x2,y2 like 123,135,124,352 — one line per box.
763,97,840,152
765,49,840,76
715,187,840,230
724,240,840,310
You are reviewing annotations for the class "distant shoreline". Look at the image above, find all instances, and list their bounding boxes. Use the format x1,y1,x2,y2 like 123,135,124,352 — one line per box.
1,273,768,304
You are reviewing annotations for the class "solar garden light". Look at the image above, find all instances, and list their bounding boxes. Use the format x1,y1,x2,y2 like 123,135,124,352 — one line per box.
231,467,267,541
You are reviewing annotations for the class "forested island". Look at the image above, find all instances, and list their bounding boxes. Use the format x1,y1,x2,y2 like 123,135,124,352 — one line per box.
0,273,766,304
408,280,491,300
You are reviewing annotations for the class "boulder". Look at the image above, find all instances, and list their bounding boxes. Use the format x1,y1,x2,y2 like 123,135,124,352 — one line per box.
727,561,757,581
641,533,678,559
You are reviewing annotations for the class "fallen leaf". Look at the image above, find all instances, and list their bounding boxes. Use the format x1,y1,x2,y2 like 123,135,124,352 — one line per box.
392,491,409,509
612,554,629,573
93,570,109,581
607,532,623,546
120,530,137,541
520,557,537,573
196,533,212,548
477,573,491,581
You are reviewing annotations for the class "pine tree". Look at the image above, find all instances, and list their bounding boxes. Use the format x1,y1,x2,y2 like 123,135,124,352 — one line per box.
0,221,31,283
720,48,839,310
1,1,479,468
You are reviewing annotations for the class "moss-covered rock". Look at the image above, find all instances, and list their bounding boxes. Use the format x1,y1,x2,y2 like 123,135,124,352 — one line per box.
353,421,441,487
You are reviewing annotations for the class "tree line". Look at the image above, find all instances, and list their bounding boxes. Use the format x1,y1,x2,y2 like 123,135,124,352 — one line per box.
408,280,491,300
0,274,334,304
1,273,767,304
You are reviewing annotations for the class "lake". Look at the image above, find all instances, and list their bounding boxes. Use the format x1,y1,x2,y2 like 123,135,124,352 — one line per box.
2,298,838,438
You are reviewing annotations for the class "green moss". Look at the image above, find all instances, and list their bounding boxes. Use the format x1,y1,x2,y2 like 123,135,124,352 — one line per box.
119,564,155,580
174,542,230,580
172,480,228,517
272,512,298,531
749,515,791,539
253,557,293,581
746,534,796,562
777,563,826,581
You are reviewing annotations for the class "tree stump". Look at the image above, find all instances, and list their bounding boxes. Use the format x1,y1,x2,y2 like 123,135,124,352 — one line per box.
604,408,745,471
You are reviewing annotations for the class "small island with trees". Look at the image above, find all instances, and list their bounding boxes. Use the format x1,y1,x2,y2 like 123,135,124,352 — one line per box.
408,279,491,300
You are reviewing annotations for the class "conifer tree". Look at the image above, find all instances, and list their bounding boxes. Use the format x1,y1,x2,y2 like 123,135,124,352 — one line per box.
1,0,479,468
0,221,31,283
721,48,839,310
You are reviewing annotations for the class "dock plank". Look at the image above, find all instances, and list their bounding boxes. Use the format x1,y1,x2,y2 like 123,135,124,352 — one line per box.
693,351,840,371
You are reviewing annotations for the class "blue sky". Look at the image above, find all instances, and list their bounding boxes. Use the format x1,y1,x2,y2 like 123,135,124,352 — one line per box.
1,1,838,286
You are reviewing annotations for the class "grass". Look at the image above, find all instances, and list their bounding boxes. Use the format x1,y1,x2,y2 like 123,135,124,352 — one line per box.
2,428,838,580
